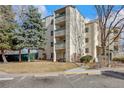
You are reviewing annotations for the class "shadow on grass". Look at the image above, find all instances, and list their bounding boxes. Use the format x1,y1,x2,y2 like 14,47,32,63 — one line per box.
102,70,124,80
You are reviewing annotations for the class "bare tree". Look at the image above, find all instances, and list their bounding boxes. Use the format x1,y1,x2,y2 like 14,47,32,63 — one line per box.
95,5,124,64
70,9,85,62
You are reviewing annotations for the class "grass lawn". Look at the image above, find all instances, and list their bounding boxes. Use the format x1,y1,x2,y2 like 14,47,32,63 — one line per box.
0,61,81,74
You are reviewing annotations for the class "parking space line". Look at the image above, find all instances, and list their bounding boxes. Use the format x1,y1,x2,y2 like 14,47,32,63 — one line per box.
64,74,86,84
17,76,26,82
0,77,14,81
72,76,83,83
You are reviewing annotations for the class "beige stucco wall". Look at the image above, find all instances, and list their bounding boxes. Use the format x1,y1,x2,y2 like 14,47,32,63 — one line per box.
85,22,99,60
66,6,85,62
42,16,54,60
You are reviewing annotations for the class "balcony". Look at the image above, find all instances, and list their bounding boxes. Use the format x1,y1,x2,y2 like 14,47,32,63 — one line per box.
114,41,119,45
55,14,65,24
55,42,65,50
55,28,65,37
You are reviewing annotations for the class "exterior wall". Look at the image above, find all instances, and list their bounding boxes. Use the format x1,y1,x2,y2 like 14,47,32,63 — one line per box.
42,16,54,60
66,6,85,62
85,22,99,60
65,6,71,62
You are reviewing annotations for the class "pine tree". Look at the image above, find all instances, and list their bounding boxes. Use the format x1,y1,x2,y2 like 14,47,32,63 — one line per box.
11,27,25,62
0,6,16,63
11,6,28,62
22,6,45,62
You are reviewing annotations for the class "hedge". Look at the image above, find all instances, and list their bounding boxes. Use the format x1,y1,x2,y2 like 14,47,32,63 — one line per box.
80,55,93,63
112,57,124,62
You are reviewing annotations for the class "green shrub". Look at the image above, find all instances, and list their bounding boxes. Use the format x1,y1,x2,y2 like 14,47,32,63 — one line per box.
80,55,93,63
113,57,124,62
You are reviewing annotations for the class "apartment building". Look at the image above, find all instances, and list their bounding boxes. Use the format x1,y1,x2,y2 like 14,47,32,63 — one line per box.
40,5,85,62
40,5,121,62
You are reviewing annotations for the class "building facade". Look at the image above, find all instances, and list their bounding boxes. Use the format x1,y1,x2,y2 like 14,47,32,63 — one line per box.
39,5,121,62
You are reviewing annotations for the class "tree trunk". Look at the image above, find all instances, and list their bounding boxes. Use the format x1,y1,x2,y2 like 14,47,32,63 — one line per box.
102,46,108,67
19,49,22,62
104,46,106,62
28,49,30,62
1,50,8,63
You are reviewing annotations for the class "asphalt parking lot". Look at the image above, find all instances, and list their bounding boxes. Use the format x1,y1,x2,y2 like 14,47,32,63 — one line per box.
0,74,124,88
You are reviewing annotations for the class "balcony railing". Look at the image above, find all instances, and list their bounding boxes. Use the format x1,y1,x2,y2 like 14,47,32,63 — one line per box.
55,42,65,50
55,28,65,31
55,13,65,18
55,28,65,37
55,14,65,24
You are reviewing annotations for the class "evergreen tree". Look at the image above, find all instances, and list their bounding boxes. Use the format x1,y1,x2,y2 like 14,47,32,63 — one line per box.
0,6,16,63
11,27,25,62
22,6,45,62
11,6,28,62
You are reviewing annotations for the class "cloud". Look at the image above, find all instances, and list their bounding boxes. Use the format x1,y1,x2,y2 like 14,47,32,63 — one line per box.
13,5,48,23
85,18,91,23
35,5,47,18
12,5,29,25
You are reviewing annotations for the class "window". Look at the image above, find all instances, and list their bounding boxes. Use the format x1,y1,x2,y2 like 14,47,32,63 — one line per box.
51,19,53,25
85,38,89,43
63,40,65,42
85,27,89,33
51,53,53,59
114,46,118,51
85,48,89,53
51,42,53,47
51,31,53,36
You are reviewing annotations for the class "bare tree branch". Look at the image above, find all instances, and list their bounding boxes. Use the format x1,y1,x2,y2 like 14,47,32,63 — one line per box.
105,17,124,41
95,5,124,57
107,24,124,47
108,6,124,31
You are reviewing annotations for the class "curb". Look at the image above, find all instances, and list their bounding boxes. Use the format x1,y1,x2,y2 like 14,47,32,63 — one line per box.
63,72,88,75
34,73,59,78
63,71,101,75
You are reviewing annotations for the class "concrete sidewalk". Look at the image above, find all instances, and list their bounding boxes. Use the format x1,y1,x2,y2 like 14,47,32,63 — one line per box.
64,67,101,75
64,66,124,75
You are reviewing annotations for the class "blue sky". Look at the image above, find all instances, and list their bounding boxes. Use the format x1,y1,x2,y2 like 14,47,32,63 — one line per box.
13,5,124,22
45,5,97,20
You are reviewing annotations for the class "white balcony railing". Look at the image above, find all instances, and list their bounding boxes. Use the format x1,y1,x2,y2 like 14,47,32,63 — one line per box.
55,42,65,50
55,29,65,37
55,15,65,24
